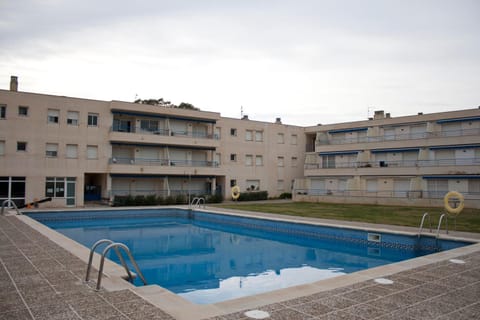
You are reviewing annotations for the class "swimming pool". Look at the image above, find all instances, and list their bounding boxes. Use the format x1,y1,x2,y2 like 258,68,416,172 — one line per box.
28,208,472,304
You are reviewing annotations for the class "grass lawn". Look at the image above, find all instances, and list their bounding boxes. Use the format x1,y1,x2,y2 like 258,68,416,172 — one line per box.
213,201,480,233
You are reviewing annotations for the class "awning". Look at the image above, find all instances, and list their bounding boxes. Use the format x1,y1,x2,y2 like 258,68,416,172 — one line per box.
328,127,368,134
436,116,480,124
429,144,480,150
371,148,420,153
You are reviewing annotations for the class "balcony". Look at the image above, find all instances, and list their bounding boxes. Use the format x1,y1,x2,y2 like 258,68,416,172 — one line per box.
305,157,480,170
318,127,480,146
109,125,220,149
304,157,480,177
109,157,221,176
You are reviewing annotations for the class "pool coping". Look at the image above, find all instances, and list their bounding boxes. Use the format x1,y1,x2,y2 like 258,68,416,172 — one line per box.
14,206,480,320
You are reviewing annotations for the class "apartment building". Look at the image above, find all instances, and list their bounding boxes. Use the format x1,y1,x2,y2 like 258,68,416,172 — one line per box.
1,76,479,208
295,109,480,208
0,77,305,208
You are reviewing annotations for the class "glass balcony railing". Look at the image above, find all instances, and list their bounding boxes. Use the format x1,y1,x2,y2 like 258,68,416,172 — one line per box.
111,124,219,140
294,188,480,200
304,158,480,169
317,127,480,146
110,157,219,167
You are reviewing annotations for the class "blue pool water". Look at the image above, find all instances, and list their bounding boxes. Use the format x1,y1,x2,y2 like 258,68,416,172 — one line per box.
29,209,472,304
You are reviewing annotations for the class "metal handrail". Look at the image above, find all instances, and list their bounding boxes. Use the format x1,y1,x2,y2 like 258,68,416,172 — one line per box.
85,239,147,290
436,213,448,238
190,197,205,209
1,199,21,215
418,212,432,238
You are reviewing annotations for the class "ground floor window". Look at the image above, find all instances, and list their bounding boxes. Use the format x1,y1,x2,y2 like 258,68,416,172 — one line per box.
0,176,26,207
45,177,76,206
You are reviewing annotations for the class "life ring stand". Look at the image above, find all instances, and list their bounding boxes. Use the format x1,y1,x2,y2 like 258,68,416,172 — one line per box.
231,185,241,200
443,191,464,216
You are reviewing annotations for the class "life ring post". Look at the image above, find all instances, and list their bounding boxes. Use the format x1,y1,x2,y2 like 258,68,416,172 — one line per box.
443,191,464,216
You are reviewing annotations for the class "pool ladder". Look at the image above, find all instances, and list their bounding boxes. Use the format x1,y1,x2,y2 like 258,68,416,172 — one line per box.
418,212,448,239
85,239,147,290
1,199,21,215
190,197,205,209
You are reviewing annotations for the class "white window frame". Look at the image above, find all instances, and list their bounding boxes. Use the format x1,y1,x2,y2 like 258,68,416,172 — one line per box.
245,130,253,141
67,111,79,125
255,131,263,142
88,113,98,127
46,143,58,157
245,154,253,166
47,109,59,124
255,155,263,166
66,144,78,159
87,145,98,159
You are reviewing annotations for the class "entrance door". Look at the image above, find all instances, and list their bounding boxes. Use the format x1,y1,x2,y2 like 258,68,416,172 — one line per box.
0,176,26,207
66,178,76,206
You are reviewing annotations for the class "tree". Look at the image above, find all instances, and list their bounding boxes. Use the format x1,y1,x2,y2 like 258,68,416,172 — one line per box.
134,98,199,110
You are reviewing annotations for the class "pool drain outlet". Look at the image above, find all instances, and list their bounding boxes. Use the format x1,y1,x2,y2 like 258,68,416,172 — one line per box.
244,310,270,319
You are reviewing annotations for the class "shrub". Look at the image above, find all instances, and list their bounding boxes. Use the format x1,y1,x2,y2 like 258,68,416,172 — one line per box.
279,192,292,199
237,191,268,201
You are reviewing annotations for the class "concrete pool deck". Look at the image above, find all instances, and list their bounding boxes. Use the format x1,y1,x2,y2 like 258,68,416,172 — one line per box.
1,207,479,319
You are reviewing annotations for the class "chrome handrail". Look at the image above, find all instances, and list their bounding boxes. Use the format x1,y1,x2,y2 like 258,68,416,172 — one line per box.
1,199,21,215
418,212,432,238
85,239,147,290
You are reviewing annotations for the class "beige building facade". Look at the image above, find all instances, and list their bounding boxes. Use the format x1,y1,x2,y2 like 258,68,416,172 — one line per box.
1,76,479,208
0,77,305,208
295,109,480,208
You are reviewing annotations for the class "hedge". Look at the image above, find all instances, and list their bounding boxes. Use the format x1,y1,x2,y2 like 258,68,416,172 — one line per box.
112,194,223,206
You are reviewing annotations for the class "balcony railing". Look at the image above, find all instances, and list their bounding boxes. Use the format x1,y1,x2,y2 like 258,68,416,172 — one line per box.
110,157,219,167
111,124,219,140
111,189,208,197
305,158,480,169
295,189,480,200
318,127,480,146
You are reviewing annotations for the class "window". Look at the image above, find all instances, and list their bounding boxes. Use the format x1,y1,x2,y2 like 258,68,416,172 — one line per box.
245,154,253,166
230,153,237,162
66,144,78,158
277,156,284,167
1,176,26,207
230,179,237,187
47,109,59,123
88,113,98,126
277,133,284,144
0,141,4,155
0,105,6,119
291,134,298,145
46,143,58,157
246,179,260,191
214,127,221,139
322,155,335,168
140,119,158,132
255,155,263,166
214,153,221,166
245,130,253,141
255,131,263,142
87,145,98,159
18,106,28,116
277,180,284,191
45,177,65,197
291,156,298,167
17,141,27,152
67,111,79,125
230,128,237,136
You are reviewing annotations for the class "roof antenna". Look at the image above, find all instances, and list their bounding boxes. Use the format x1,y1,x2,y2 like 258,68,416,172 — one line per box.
241,106,243,118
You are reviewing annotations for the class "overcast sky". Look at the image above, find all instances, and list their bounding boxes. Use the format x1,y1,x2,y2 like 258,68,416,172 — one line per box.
1,0,479,126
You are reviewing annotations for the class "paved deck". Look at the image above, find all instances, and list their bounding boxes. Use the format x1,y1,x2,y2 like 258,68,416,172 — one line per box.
1,211,480,320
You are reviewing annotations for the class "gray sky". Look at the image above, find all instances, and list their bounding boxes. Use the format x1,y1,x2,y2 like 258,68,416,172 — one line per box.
1,0,479,125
